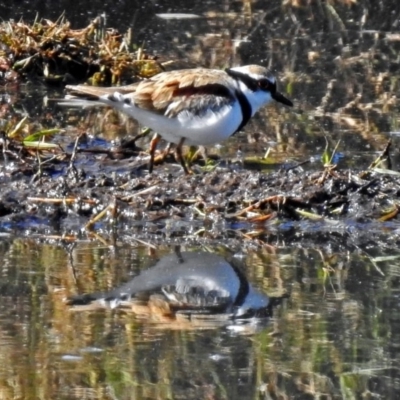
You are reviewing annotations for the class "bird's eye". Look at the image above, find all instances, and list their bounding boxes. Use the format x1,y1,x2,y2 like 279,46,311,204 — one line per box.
258,79,272,90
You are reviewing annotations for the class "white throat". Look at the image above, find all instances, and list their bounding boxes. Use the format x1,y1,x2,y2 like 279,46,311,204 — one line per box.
236,80,273,116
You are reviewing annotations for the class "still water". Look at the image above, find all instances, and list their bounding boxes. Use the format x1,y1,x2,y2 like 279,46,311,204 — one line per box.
0,239,400,399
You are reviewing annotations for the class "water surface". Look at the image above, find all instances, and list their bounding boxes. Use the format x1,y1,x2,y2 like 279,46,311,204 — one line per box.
0,239,399,398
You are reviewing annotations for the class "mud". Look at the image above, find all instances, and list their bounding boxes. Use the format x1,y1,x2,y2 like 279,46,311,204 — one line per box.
0,132,399,246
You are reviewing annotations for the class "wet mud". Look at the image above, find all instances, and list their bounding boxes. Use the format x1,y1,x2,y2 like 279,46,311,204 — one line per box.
0,131,398,244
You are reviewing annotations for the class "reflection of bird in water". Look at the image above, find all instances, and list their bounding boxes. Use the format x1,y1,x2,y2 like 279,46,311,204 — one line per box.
66,250,286,321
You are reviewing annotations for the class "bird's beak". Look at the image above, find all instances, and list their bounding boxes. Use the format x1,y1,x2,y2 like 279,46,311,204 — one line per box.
272,91,293,107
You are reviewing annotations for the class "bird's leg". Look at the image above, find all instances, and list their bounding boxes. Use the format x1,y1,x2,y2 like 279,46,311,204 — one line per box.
191,145,208,165
151,141,175,169
175,138,192,175
148,133,161,173
159,142,173,162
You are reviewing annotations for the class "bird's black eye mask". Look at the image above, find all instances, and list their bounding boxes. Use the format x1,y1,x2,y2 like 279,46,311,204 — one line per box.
257,78,276,92
225,68,259,91
225,68,293,107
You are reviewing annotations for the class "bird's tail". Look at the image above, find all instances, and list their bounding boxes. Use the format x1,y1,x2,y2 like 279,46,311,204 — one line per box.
58,83,138,108
67,83,138,98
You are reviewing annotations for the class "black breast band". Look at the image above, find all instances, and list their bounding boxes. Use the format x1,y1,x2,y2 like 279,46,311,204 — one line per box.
235,90,252,133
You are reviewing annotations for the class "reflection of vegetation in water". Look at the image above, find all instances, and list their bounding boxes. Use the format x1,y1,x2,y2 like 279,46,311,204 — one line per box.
229,0,400,158
0,240,398,398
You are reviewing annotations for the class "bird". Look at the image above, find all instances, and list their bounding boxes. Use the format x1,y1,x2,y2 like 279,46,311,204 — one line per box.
64,65,293,174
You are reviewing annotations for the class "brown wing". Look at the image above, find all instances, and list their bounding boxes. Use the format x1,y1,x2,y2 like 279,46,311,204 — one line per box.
65,68,236,118
132,68,236,116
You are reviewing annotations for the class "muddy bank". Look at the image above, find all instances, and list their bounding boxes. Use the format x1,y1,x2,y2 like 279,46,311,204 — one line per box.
0,135,399,244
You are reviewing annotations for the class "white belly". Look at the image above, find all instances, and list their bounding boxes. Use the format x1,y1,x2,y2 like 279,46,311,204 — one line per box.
122,102,243,146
